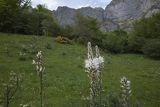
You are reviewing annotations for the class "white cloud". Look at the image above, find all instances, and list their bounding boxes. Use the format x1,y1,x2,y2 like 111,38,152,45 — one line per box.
31,0,58,9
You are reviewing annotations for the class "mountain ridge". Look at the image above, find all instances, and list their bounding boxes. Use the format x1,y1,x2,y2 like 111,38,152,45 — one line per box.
53,0,160,32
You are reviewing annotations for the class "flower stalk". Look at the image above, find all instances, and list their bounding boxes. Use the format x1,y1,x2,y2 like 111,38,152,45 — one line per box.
1,71,21,107
33,51,45,107
85,42,104,107
120,77,131,107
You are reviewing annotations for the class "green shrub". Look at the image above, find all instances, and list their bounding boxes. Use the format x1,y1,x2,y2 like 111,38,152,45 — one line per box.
72,13,100,44
128,35,146,53
55,36,65,43
128,12,160,53
142,39,160,58
61,25,74,39
102,30,128,53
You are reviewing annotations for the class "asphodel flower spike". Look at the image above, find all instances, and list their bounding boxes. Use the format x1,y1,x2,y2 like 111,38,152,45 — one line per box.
85,43,104,72
120,77,131,107
88,42,94,60
84,42,104,107
32,51,45,75
32,51,45,107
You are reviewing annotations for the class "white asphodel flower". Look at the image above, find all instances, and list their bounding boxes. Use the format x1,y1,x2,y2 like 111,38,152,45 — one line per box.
92,58,100,68
120,77,131,88
32,60,36,64
85,59,92,69
87,42,94,60
84,42,104,107
85,42,104,72
32,51,44,74
98,56,104,64
37,51,42,58
120,76,131,107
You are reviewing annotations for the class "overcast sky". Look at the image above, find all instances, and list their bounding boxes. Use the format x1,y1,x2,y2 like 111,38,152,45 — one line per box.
31,0,112,10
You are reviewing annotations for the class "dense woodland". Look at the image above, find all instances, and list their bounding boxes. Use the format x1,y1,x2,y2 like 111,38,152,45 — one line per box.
0,0,160,58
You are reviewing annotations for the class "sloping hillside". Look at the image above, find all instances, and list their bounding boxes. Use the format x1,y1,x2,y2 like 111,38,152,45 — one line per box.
0,33,160,106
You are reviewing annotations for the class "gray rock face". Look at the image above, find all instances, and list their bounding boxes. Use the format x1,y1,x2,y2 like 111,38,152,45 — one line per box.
54,6,76,26
53,6,104,26
77,7,104,22
53,0,160,32
104,0,160,30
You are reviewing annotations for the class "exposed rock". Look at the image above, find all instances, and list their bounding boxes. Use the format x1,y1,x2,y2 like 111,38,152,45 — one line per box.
54,6,76,26
100,19,119,31
53,0,160,32
77,7,104,22
104,0,160,31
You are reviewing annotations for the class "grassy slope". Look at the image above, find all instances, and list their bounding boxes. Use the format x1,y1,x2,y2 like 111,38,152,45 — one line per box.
0,33,160,107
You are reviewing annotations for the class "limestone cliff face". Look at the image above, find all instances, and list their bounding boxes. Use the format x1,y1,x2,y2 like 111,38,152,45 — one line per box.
54,6,76,26
53,6,104,26
77,7,104,22
104,0,160,30
53,0,160,32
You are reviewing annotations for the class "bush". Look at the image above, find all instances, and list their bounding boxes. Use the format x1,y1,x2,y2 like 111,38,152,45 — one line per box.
72,13,100,44
102,30,128,53
142,39,160,58
61,25,74,39
55,36,65,44
128,35,146,53
128,12,160,53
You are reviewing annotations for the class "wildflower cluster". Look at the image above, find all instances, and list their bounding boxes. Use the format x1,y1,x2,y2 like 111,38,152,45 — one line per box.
85,42,104,72
32,51,45,107
32,51,45,75
120,77,131,107
85,42,104,107
1,71,22,107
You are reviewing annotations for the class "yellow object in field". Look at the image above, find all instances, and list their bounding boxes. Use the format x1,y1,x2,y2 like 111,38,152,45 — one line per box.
55,36,65,43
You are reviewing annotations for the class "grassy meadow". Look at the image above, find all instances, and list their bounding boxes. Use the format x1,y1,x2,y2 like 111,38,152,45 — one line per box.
0,33,160,107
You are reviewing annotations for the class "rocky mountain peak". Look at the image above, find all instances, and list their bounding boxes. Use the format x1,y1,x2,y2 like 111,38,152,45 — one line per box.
53,0,160,32
108,0,125,6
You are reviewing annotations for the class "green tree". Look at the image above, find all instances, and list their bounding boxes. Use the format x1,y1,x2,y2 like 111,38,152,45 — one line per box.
42,15,61,36
102,29,128,53
0,0,31,33
73,12,101,44
142,39,160,58
61,25,74,39
128,12,160,53
29,4,61,36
